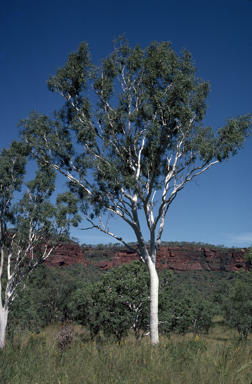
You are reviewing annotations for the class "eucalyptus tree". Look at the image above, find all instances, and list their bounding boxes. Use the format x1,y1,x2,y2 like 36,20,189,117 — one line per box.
0,141,81,348
19,37,252,344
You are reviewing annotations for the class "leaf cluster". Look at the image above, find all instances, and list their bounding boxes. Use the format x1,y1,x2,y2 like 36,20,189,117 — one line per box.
71,260,151,342
19,37,252,225
70,261,216,341
222,270,252,339
0,141,82,329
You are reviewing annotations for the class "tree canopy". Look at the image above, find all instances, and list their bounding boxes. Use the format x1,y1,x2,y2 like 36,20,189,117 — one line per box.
0,141,81,348
223,271,252,339
19,37,252,344
71,260,150,342
19,38,251,250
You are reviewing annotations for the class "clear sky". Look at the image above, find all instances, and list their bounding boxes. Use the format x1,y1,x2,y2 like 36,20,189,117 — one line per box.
0,0,251,247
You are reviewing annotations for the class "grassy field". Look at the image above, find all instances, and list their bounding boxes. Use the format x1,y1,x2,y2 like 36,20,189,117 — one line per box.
1,320,252,384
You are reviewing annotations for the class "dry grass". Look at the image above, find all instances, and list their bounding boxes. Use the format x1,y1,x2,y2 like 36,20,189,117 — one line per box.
1,322,252,384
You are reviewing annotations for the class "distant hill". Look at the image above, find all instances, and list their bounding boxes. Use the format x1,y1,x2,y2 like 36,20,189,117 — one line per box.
44,240,248,273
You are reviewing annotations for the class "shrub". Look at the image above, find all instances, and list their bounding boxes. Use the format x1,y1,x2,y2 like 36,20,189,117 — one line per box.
56,319,75,352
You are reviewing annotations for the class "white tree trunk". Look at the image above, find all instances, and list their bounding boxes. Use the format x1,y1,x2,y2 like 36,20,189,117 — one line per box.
148,259,159,345
0,307,8,349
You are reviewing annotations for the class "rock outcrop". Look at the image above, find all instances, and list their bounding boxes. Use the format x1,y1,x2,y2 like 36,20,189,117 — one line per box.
44,241,247,272
45,241,91,268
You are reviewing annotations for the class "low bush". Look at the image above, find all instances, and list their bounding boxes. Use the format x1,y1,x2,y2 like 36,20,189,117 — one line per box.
56,319,75,352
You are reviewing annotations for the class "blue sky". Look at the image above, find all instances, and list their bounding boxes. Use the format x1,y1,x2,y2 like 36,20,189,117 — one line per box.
0,0,251,247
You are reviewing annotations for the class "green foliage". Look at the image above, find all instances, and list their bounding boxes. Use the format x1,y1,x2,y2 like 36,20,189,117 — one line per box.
159,277,217,336
160,240,236,251
2,163,81,288
71,261,151,342
13,166,57,242
28,265,78,325
223,271,252,339
159,289,193,335
19,36,252,230
5,253,252,344
0,141,82,348
190,297,217,336
0,141,27,196
18,36,252,344
173,270,236,299
5,256,236,341
7,263,96,332
70,262,217,340
7,283,41,336
244,247,252,270
69,281,94,328
0,141,27,245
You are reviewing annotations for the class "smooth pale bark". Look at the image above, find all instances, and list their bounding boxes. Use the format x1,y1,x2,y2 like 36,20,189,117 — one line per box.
148,258,159,345
0,307,8,349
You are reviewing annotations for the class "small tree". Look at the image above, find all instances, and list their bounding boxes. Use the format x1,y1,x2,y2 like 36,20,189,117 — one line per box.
190,297,216,337
0,141,81,349
223,271,252,339
25,264,80,326
94,261,151,342
19,38,252,344
71,261,150,342
159,281,216,336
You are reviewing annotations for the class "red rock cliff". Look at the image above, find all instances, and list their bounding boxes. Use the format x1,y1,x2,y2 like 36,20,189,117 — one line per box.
44,242,247,272
44,241,91,268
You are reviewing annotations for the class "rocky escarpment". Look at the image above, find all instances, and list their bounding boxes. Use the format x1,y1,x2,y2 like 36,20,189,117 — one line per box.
91,246,246,272
44,241,247,272
44,242,91,268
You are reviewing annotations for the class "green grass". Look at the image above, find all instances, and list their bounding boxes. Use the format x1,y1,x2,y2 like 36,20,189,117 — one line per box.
1,324,252,384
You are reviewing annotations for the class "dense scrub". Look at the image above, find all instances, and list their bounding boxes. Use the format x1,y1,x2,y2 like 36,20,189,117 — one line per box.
3,258,252,382
5,262,238,336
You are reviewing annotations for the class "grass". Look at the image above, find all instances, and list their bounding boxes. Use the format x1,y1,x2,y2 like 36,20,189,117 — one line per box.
1,323,252,384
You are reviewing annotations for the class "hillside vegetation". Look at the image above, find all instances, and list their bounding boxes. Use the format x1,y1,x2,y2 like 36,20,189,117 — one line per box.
2,245,252,382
